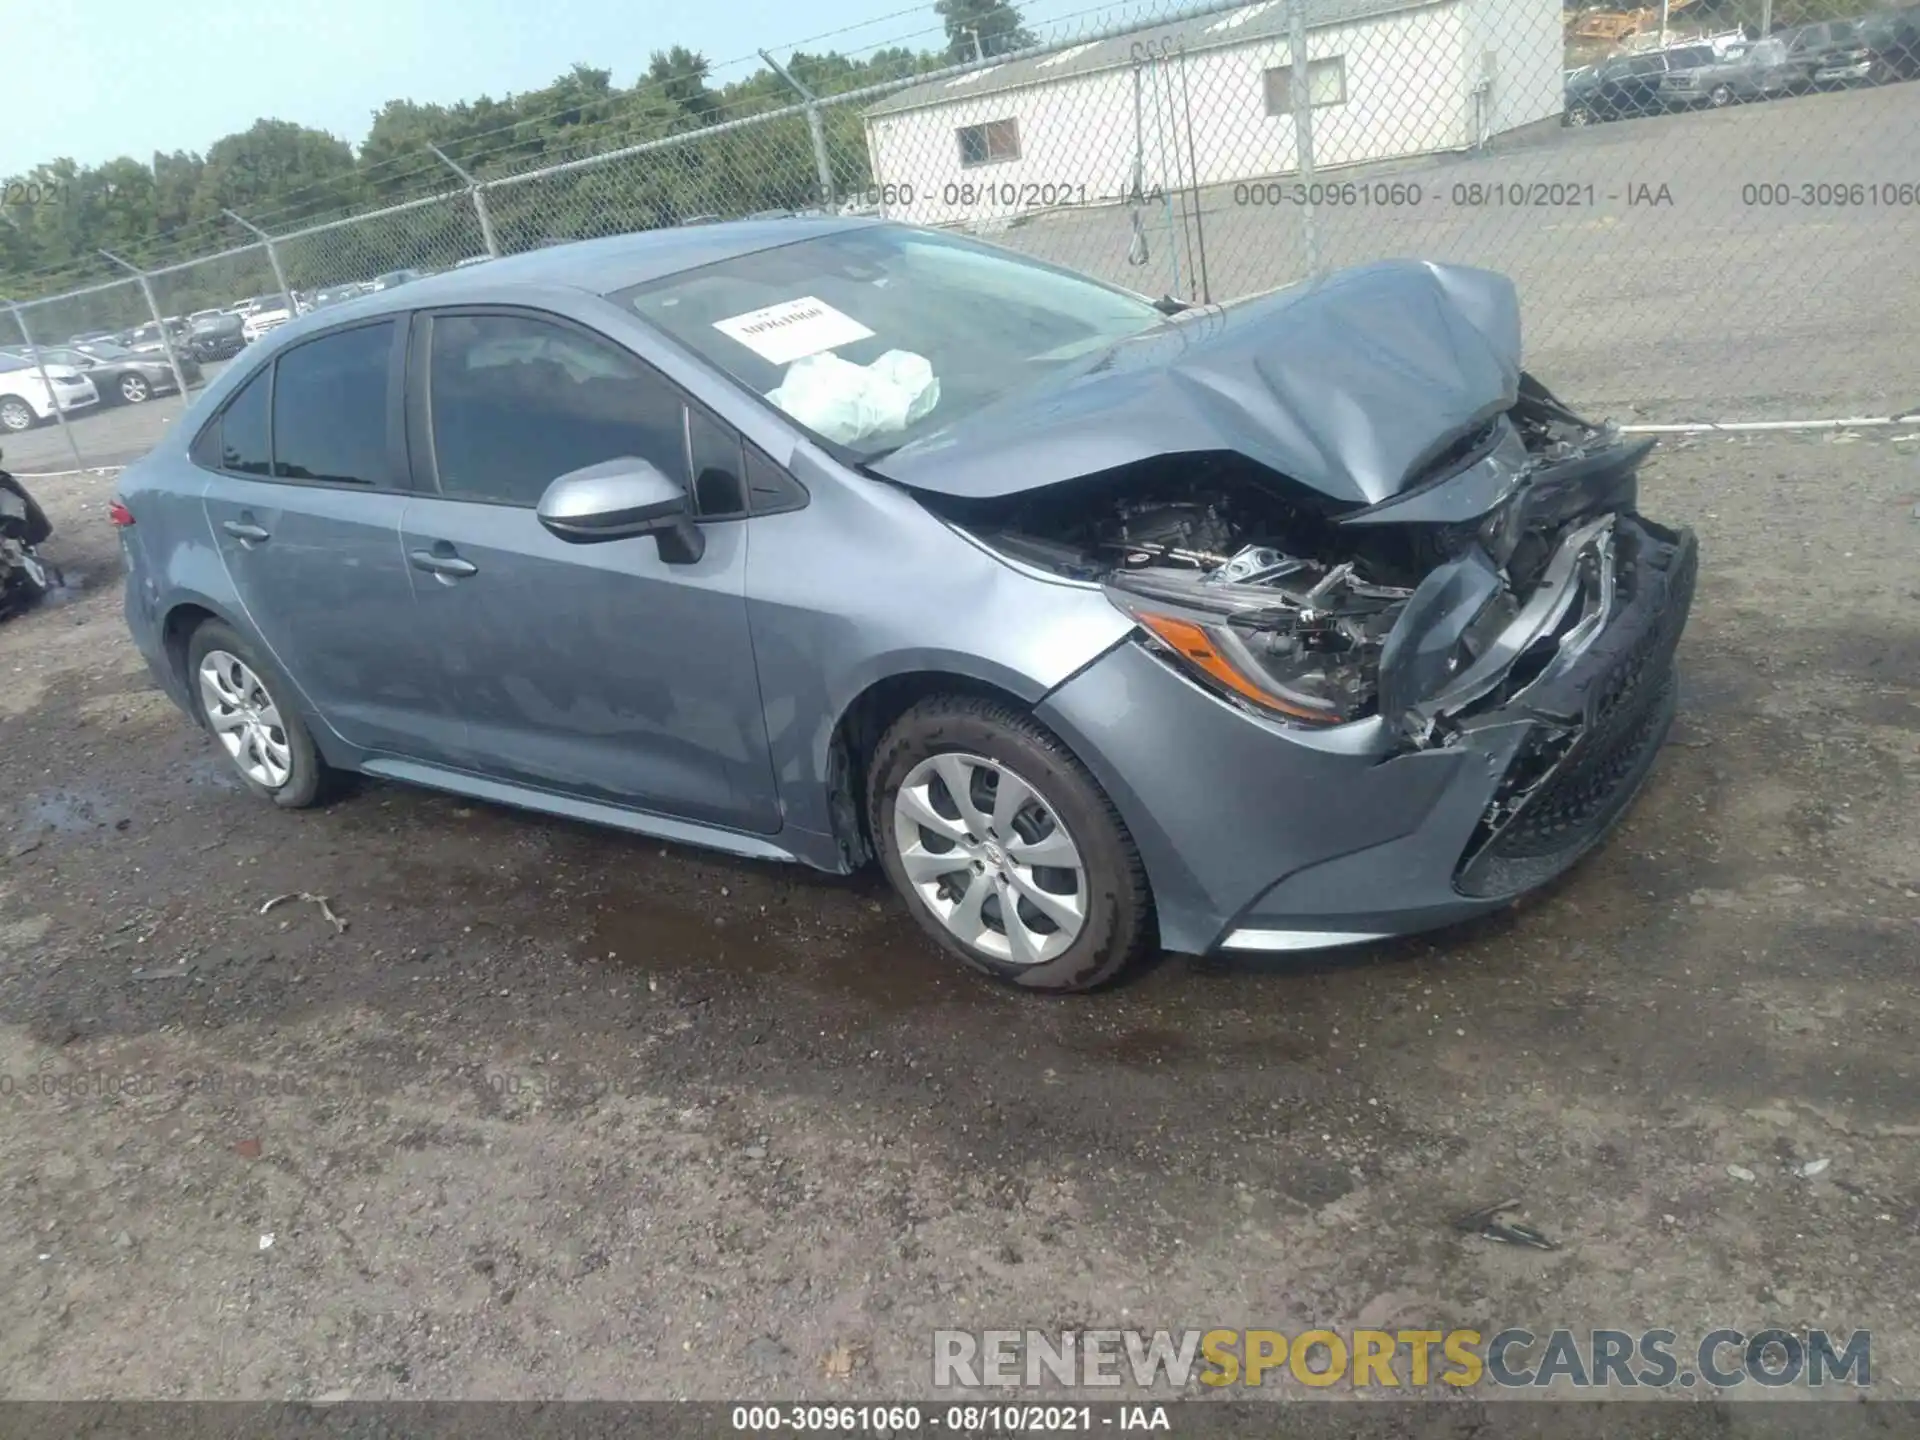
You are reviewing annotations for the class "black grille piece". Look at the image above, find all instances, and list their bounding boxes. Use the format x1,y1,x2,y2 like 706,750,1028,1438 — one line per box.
1455,516,1698,899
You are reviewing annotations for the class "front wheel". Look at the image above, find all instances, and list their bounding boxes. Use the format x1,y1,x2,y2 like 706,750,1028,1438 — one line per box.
0,397,35,432
868,695,1155,992
1709,84,1734,106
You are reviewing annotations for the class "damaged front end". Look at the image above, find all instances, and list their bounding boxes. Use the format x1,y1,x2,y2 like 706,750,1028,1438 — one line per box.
945,372,1698,901
0,464,58,623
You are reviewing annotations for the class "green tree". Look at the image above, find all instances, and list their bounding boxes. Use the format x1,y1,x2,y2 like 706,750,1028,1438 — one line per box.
191,119,360,229
934,0,1035,62
0,39,952,304
647,47,720,124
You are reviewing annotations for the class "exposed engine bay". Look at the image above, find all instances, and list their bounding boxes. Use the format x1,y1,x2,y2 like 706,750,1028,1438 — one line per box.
0,458,58,623
945,373,1654,738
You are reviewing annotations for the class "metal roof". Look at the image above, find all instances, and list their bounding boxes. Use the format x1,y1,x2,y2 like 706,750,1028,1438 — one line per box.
219,217,881,354
400,216,879,297
866,0,1442,119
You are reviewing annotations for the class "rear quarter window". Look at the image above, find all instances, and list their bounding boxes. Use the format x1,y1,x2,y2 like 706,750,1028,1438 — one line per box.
193,367,272,476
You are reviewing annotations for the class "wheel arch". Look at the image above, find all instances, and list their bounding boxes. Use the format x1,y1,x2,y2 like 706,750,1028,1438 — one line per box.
823,667,1047,870
160,599,230,705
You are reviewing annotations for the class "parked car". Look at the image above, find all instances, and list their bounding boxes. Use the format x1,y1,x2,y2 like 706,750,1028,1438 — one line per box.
453,254,494,269
1856,4,1920,82
187,312,247,361
124,318,195,356
1564,43,1720,123
0,342,200,405
241,295,300,343
311,283,366,309
1810,24,1876,85
371,269,425,291
111,222,1699,991
1660,36,1802,105
0,448,58,620
1780,18,1867,82
67,329,117,346
0,353,99,431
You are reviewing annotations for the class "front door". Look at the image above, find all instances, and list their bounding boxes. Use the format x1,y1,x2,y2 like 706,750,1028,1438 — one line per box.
399,309,780,834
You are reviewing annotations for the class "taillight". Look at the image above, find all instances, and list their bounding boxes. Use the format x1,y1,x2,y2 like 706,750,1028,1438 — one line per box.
108,499,134,527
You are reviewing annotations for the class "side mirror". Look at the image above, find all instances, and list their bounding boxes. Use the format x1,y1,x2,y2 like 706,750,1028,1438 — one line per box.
536,457,705,564
1152,294,1192,316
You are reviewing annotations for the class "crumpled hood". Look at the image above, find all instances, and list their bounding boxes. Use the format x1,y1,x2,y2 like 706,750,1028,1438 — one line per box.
868,259,1524,507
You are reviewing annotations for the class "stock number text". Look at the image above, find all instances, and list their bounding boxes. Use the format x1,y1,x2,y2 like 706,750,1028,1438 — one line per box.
1233,179,1424,207
1743,181,1920,206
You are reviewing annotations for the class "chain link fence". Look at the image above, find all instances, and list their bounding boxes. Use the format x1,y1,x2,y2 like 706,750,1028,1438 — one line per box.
5,0,1918,473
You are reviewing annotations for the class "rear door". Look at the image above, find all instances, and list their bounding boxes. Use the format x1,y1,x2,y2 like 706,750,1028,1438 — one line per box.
396,307,780,833
199,318,457,758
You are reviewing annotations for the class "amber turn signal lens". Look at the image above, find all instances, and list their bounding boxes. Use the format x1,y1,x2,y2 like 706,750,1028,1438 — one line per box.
1133,612,1333,723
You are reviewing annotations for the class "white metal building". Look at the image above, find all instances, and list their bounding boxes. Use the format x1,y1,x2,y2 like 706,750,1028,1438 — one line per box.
863,0,1564,227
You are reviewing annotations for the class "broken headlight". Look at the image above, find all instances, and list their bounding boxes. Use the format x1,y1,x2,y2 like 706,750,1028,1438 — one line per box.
1104,561,1410,725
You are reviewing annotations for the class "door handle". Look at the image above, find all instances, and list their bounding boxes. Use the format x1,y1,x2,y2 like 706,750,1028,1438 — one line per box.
409,548,478,579
222,519,270,543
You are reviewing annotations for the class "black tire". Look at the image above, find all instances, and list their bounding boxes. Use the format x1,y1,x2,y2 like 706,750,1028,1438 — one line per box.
0,397,35,433
1709,84,1734,106
185,618,329,809
118,373,151,404
867,694,1155,993
1566,106,1591,127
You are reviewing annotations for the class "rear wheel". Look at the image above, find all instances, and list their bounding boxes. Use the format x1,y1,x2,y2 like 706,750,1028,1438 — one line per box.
1709,84,1734,105
118,373,151,404
868,695,1155,993
0,397,34,432
186,619,329,808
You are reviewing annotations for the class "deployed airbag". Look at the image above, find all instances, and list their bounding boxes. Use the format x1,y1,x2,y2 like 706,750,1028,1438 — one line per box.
768,348,941,447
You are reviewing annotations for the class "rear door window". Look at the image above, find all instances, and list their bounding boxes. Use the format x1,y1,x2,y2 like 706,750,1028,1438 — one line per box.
269,321,397,487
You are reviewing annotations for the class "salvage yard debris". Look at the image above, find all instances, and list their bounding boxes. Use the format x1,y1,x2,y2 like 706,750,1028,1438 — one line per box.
260,892,347,933
1450,1199,1561,1251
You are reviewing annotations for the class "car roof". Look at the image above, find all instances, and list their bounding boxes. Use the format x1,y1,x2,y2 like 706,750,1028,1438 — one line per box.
358,217,876,310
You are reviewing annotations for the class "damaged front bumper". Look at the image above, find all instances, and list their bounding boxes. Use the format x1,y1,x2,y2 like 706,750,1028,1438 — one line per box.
1034,421,1698,956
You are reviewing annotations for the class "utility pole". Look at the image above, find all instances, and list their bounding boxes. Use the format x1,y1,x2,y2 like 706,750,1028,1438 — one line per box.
428,143,502,258
759,50,837,212
221,209,295,319
964,25,985,62
99,249,192,406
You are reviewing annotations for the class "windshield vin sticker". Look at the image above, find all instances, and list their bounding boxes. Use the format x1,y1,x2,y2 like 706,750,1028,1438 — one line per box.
713,297,875,366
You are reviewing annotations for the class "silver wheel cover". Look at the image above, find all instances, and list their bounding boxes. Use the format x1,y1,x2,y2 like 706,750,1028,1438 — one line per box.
199,650,294,790
891,751,1088,965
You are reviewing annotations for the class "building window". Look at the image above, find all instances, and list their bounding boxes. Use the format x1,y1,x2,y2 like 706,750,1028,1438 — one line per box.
1263,56,1347,115
957,118,1021,167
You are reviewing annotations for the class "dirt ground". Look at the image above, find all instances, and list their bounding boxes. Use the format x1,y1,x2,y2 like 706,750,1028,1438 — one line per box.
0,428,1915,1405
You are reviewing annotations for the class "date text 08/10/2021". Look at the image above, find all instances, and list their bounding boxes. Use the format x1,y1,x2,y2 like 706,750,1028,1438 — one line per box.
846,180,1680,212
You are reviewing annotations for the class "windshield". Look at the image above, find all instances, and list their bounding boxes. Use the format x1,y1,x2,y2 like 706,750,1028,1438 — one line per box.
618,225,1169,458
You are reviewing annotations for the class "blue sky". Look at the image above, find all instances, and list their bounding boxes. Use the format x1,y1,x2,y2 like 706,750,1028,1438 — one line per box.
0,0,1021,176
